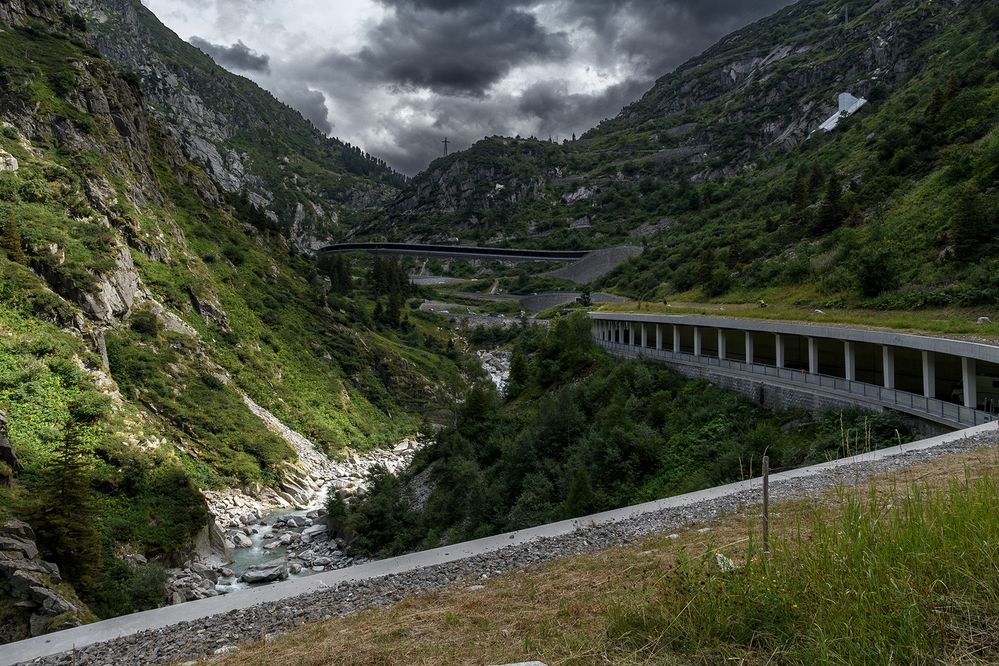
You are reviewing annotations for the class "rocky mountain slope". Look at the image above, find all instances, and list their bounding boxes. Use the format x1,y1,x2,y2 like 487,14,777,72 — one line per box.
68,0,406,253
375,0,999,309
0,0,469,641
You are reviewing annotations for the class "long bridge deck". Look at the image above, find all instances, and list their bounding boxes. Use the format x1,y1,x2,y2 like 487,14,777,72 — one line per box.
319,242,590,262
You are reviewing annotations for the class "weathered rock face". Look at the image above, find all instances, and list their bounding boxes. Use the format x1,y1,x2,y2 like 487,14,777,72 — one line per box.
0,0,66,27
68,0,402,252
79,243,142,324
0,521,88,642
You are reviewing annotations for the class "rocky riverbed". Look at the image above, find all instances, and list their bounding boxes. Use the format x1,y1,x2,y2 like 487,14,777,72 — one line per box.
18,429,998,666
162,438,424,605
477,349,512,392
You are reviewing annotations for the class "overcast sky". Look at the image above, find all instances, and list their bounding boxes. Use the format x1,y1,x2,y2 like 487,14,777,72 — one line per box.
142,0,793,175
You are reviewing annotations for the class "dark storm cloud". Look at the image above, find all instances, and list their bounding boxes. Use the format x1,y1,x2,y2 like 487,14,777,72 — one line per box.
278,86,333,134
329,0,794,171
153,0,796,175
335,2,569,96
516,78,652,135
556,0,795,76
189,36,271,72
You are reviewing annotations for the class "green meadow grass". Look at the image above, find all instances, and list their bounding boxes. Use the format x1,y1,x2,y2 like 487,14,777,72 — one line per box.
608,470,999,663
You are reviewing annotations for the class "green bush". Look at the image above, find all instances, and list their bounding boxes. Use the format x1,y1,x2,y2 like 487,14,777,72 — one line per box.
128,309,161,338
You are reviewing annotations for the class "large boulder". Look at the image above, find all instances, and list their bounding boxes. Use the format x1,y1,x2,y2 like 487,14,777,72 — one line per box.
0,520,87,640
0,148,17,172
0,535,38,559
231,532,253,548
239,558,288,584
191,518,232,564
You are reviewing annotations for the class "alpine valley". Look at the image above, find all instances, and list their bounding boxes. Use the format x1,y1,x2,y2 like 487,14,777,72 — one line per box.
0,0,996,661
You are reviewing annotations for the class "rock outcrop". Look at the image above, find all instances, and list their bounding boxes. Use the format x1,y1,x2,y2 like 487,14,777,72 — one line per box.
68,0,402,252
0,521,89,642
0,148,17,172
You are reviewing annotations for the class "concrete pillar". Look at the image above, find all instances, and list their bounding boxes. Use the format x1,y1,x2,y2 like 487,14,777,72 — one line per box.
807,337,819,375
672,325,680,353
745,331,755,365
718,329,726,360
693,327,702,357
922,351,935,399
962,357,977,409
655,324,662,350
882,346,895,389
844,341,856,381
641,324,647,349
775,334,785,369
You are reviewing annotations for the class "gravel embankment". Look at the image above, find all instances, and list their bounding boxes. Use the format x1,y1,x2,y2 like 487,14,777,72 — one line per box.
19,429,999,666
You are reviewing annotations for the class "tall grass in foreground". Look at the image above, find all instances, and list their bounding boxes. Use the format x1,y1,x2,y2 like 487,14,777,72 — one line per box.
608,473,999,664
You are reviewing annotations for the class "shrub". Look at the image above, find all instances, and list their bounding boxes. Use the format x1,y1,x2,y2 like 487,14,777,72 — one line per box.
129,309,161,338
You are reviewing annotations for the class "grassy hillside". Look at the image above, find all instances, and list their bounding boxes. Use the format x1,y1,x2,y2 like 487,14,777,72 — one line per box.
372,0,999,310
0,0,470,626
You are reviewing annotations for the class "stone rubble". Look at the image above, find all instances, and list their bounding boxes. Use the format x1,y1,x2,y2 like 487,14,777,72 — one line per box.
163,430,424,605
21,430,998,666
0,521,84,643
476,350,512,392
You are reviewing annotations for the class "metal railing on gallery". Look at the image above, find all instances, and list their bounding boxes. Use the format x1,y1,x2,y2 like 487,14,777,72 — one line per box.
598,340,995,429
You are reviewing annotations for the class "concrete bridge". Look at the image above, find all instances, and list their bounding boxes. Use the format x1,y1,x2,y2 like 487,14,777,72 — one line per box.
590,312,999,430
318,242,589,263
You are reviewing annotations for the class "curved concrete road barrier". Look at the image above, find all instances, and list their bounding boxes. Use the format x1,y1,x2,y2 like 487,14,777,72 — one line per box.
1,421,995,666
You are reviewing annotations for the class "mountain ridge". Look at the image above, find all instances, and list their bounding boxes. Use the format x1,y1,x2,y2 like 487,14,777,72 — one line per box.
70,0,407,253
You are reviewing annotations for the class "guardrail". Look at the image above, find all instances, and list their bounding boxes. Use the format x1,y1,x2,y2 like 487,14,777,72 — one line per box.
599,340,996,429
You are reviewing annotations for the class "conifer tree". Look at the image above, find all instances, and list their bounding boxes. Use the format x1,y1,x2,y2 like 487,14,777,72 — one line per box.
32,394,108,595
816,172,845,233
506,346,529,399
949,184,991,257
385,289,402,328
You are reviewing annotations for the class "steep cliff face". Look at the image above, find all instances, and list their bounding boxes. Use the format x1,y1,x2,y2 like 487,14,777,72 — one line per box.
586,0,938,180
68,0,404,253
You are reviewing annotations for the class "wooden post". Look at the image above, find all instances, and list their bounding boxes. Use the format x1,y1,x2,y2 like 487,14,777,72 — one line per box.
762,455,770,555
